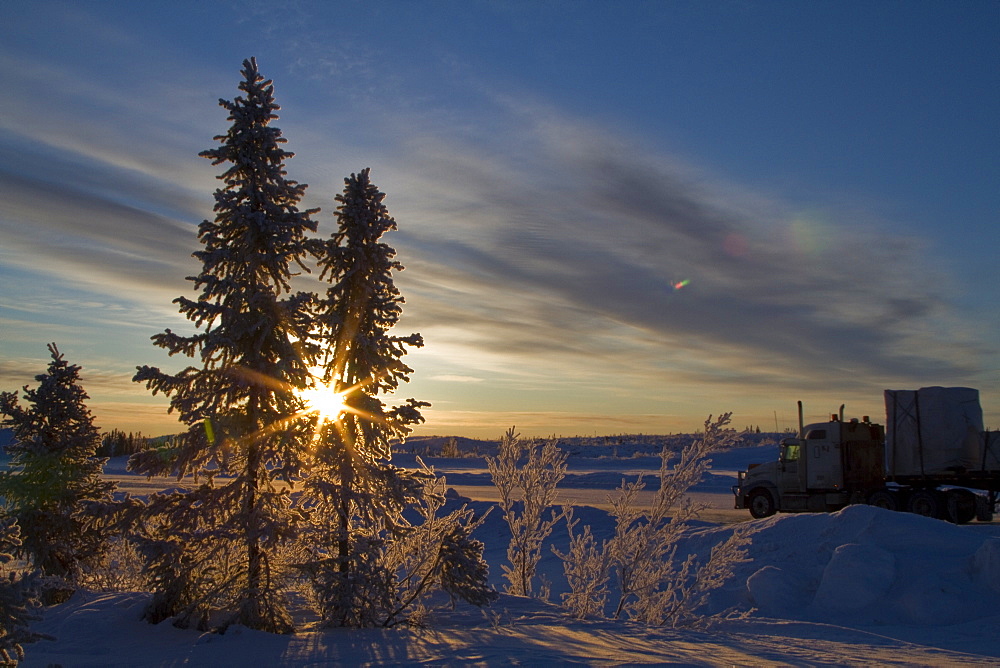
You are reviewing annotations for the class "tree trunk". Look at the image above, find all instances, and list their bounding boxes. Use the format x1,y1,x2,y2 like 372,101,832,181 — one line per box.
240,391,264,627
245,440,262,600
337,439,354,574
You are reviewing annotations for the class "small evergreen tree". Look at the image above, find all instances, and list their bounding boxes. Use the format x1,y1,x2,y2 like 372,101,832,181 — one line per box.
131,57,318,633
0,344,115,591
0,518,46,665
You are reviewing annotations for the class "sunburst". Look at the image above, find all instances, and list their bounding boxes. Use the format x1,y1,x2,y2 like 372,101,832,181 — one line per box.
222,364,387,454
298,383,348,426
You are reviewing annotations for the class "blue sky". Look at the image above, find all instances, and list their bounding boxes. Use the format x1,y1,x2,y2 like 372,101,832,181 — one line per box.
1,1,997,438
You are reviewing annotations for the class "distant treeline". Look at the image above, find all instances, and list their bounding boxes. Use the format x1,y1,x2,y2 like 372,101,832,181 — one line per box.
0,427,154,459
96,429,150,458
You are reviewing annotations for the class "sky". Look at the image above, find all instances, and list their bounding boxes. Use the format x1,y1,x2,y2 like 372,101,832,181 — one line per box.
1,0,998,439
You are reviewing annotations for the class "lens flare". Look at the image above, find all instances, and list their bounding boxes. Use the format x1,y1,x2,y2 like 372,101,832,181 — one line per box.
672,279,690,290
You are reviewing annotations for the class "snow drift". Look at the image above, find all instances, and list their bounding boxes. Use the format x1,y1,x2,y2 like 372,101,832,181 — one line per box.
22,498,1000,666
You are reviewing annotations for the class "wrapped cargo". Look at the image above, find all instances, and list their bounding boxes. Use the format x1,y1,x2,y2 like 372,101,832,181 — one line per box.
885,387,984,476
982,432,1000,471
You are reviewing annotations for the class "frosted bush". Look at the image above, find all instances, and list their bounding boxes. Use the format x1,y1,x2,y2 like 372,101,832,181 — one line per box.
78,536,145,593
440,438,461,458
487,428,569,598
552,512,609,618
557,413,753,627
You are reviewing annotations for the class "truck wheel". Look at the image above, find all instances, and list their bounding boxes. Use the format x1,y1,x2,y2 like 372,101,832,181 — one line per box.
907,490,942,519
945,489,977,524
748,489,776,519
866,489,898,512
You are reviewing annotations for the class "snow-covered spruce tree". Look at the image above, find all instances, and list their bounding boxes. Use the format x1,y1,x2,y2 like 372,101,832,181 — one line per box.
297,168,494,626
556,413,752,626
0,344,115,597
0,517,46,664
131,58,318,633
486,427,569,598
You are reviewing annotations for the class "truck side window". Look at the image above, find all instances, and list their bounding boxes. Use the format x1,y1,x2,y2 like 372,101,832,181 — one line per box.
782,444,800,462
806,430,826,440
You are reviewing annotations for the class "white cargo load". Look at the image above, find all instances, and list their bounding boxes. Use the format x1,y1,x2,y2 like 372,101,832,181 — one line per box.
884,387,984,476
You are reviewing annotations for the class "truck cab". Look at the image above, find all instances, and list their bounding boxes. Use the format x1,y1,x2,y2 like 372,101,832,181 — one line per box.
735,416,885,518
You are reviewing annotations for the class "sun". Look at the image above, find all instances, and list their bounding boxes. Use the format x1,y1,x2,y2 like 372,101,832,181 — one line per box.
298,383,348,425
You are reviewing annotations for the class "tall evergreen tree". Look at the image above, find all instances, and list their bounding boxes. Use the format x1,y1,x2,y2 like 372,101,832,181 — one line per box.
299,168,436,625
132,57,318,633
296,169,495,627
0,344,115,587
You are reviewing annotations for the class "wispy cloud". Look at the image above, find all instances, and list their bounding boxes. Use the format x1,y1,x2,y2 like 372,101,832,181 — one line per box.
430,375,485,384
377,99,987,408
0,169,199,305
0,47,221,310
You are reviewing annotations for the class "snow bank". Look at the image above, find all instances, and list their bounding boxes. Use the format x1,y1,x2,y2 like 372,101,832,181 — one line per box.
449,492,1000,635
710,504,1000,628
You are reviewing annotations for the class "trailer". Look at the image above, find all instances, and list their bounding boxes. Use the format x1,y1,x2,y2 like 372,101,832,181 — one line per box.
733,387,1000,523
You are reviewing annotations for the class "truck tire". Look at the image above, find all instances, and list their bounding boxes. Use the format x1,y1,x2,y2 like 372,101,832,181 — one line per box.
748,489,776,519
945,489,977,524
907,490,942,519
866,489,898,512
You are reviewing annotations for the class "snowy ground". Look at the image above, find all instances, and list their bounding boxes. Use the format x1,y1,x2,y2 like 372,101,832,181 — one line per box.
20,440,1000,666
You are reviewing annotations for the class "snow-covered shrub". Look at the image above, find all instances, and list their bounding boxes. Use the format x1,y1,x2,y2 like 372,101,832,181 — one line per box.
299,532,397,628
296,457,428,628
440,438,461,458
403,471,497,611
77,536,145,593
553,512,610,618
625,525,752,627
138,486,255,631
557,413,752,626
487,428,569,597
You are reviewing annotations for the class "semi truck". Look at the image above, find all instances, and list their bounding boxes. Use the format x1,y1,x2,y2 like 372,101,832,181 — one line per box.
733,387,1000,523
